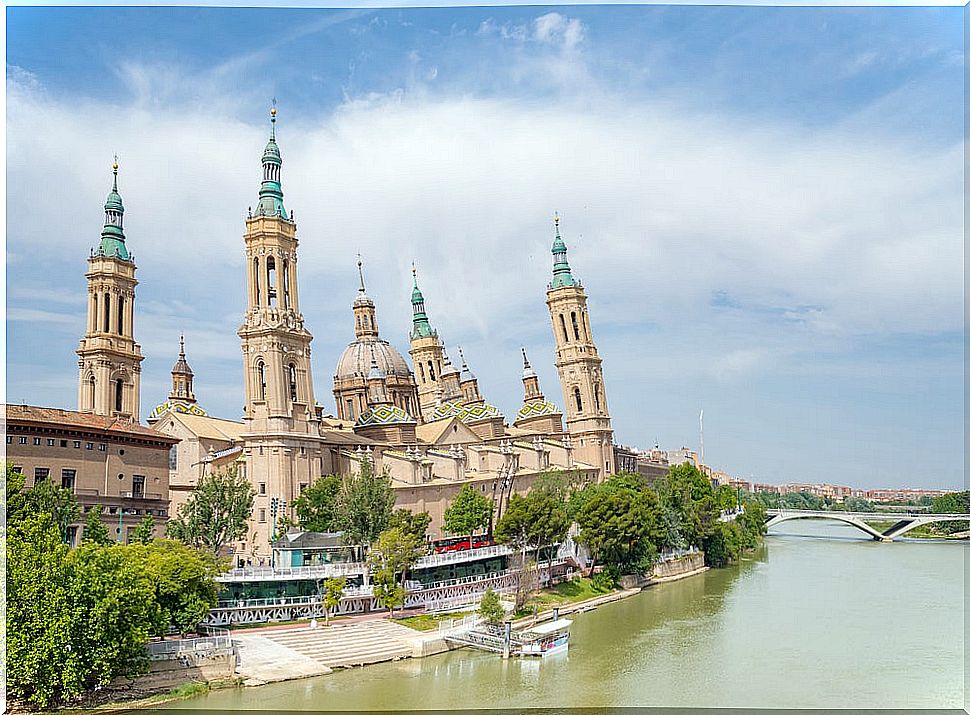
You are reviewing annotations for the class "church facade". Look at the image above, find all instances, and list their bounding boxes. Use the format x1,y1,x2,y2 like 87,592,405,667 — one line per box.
140,108,615,564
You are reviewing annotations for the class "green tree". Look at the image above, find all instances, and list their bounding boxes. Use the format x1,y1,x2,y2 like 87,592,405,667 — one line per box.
132,514,156,545
167,466,255,554
82,505,111,545
388,508,432,545
478,587,505,625
322,577,347,625
293,474,342,532
372,569,406,616
367,527,424,588
336,459,396,553
5,464,80,543
930,491,970,534
444,484,493,547
126,539,222,637
575,482,658,575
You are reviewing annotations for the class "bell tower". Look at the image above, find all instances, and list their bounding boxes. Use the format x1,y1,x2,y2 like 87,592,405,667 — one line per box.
545,213,613,479
408,265,445,418
237,105,317,432
76,158,143,419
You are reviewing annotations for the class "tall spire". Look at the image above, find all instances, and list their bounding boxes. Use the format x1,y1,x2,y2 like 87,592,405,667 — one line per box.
97,156,130,261
172,333,193,376
550,211,575,289
255,101,286,218
522,347,536,378
410,263,434,338
357,254,367,293
352,255,379,338
457,346,476,381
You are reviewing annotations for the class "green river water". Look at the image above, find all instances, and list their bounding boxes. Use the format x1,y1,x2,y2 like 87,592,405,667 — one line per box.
165,521,965,710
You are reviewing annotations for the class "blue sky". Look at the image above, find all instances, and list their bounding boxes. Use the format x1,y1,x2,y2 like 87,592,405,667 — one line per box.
6,5,963,489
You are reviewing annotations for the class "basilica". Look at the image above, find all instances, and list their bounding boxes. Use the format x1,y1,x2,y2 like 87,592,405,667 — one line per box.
74,108,615,564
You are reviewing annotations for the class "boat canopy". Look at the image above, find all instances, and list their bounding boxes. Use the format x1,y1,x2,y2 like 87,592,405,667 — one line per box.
525,618,573,636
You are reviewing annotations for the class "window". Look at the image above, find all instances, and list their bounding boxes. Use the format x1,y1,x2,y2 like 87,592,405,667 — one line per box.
571,311,581,340
256,361,266,401
19,437,27,444
114,379,124,413
300,483,308,494
169,445,178,470
5,436,11,444
346,399,354,420
282,259,291,308
594,385,601,412
11,465,23,475
98,443,107,452
74,441,81,448
259,482,267,495
86,442,94,450
254,257,261,304
418,362,425,382
259,509,266,523
117,296,125,335
61,469,76,490
266,256,277,306
47,439,55,447
108,506,117,515
33,437,41,446
34,467,50,483
288,363,298,402
132,475,145,498
428,360,436,381
118,473,125,481
574,387,583,413
104,292,111,332
559,314,569,342
66,526,78,547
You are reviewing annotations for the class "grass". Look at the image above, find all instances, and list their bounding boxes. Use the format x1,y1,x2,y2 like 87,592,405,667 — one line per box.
394,611,467,631
513,577,614,618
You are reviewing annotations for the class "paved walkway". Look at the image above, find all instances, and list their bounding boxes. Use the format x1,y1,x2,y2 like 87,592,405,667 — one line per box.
234,619,416,684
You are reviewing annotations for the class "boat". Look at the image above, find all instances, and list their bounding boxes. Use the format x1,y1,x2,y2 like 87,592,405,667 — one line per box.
518,618,572,656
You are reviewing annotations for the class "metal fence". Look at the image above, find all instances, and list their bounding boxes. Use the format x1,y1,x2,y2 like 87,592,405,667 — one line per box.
146,628,231,661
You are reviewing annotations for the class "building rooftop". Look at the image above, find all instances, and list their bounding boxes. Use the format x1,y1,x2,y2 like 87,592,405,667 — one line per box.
6,403,178,443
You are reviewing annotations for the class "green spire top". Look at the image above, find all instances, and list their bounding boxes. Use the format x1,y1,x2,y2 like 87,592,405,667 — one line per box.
255,101,287,218
550,211,575,288
410,263,434,339
97,156,130,261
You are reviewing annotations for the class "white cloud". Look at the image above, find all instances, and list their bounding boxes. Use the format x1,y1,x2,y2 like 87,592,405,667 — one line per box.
6,55,963,486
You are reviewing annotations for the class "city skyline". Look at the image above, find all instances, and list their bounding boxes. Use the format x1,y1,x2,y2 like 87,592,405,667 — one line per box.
6,5,963,489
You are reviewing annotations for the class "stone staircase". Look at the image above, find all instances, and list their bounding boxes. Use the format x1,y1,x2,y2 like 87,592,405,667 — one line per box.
260,619,415,669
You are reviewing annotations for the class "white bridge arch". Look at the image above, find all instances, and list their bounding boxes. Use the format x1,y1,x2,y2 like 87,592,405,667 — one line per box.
764,509,967,541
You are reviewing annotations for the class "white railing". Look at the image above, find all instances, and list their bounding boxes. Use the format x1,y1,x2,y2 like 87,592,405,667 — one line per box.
414,544,511,569
217,561,367,582
767,509,967,520
436,613,481,634
658,546,700,563
146,629,231,660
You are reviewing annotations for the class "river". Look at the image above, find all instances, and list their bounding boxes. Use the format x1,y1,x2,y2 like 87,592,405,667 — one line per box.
165,521,965,710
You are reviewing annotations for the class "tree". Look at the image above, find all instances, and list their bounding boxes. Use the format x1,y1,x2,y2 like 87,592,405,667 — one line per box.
367,527,424,588
167,466,255,554
322,577,347,625
126,539,222,637
336,459,395,553
388,508,432,545
930,491,970,534
6,464,80,543
575,484,657,575
294,474,342,532
444,484,493,547
132,514,156,545
372,569,406,616
82,505,111,545
7,513,156,708
478,588,505,625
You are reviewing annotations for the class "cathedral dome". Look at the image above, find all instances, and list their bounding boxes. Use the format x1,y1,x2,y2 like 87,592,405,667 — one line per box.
335,338,413,381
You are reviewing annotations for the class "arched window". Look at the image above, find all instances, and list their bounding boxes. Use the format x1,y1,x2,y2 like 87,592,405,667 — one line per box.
363,315,369,329
282,260,291,308
92,294,98,332
288,363,298,402
428,361,436,381
574,387,583,413
114,379,124,413
256,360,266,400
571,311,581,340
254,258,261,305
594,384,601,411
418,362,425,382
117,296,125,335
346,399,355,420
266,257,277,306
559,314,569,342
104,293,111,332
86,375,96,410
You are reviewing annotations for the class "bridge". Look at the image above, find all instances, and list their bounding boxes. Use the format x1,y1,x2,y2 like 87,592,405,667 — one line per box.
765,509,968,541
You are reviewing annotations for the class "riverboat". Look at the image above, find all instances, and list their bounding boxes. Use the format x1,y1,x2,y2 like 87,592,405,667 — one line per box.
519,618,572,656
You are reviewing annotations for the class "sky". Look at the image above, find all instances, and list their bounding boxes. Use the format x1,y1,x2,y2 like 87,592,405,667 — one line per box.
5,4,964,490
